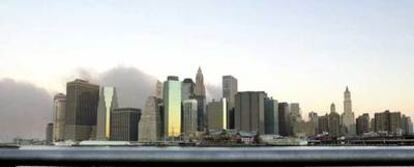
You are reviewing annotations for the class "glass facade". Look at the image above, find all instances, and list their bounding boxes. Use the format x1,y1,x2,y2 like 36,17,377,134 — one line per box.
164,77,182,137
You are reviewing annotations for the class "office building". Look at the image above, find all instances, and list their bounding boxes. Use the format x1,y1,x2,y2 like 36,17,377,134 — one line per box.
402,115,413,136
309,112,319,135
374,110,402,136
356,113,370,135
96,87,118,140
64,79,99,141
289,103,302,136
278,102,290,136
342,87,356,136
182,99,198,136
318,114,329,134
264,98,278,135
223,75,238,129
207,98,227,130
139,96,163,142
235,91,267,134
52,93,66,142
46,123,53,145
163,76,182,137
110,108,141,141
195,67,207,131
328,106,341,137
181,78,195,101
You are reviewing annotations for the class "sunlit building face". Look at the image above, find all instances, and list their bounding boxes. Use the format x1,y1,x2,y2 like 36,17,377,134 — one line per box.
164,76,182,137
97,87,118,140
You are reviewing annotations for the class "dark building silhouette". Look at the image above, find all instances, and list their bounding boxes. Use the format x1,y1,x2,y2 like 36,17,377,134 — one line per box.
374,110,402,136
318,114,329,134
64,79,99,141
278,102,289,136
356,113,370,135
46,123,53,145
110,108,141,141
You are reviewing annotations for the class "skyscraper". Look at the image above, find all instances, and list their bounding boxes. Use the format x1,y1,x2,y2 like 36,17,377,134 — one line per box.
194,67,206,131
278,102,290,136
264,97,278,135
110,108,141,141
342,86,356,136
163,76,182,138
52,93,66,142
309,112,319,135
46,123,53,145
318,114,329,134
235,91,266,134
207,98,227,130
223,75,238,129
289,103,302,136
356,113,370,135
329,106,341,137
96,87,118,141
64,79,99,141
182,99,198,136
139,96,163,142
374,110,402,136
402,115,413,136
181,78,195,101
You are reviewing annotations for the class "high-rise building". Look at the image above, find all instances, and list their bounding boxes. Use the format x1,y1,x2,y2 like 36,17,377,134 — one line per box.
309,112,319,135
223,75,238,129
207,98,227,130
64,79,99,141
342,87,356,136
235,91,267,134
402,115,413,136
163,76,182,137
264,98,278,135
139,96,163,142
96,87,118,141
356,113,370,135
52,93,66,142
182,99,198,136
278,102,290,136
110,108,141,141
318,114,329,134
155,80,163,99
46,123,53,145
328,108,341,137
195,68,206,131
181,78,195,101
289,103,302,136
374,110,402,136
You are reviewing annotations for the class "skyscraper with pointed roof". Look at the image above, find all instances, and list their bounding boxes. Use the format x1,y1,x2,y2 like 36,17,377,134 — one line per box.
342,86,356,136
194,67,207,131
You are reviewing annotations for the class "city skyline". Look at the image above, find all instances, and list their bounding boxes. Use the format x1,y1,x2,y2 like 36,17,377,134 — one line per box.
1,0,414,141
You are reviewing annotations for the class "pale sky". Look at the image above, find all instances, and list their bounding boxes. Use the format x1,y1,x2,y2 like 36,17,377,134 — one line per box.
1,0,414,119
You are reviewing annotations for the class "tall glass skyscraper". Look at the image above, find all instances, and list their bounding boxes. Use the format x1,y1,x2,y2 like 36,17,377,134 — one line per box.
96,87,118,140
163,76,182,138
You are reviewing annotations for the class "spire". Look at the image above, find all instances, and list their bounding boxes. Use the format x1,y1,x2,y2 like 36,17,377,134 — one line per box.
195,67,206,96
345,86,349,93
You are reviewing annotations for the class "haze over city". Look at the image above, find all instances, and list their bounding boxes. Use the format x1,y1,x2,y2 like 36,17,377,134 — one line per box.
1,0,414,141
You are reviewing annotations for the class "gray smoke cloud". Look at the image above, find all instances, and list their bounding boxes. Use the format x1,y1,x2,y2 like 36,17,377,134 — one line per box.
206,83,222,102
0,79,52,142
99,66,157,109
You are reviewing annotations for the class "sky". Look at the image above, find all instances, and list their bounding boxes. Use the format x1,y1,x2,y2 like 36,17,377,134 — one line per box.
1,0,414,133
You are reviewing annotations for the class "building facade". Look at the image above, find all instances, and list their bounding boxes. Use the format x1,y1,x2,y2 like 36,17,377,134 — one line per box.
207,98,227,130
138,96,163,142
235,91,267,134
342,87,356,136
356,113,370,135
264,98,279,135
328,109,341,137
52,93,66,142
195,67,207,131
110,108,141,141
181,78,195,101
182,99,198,136
64,79,99,141
46,123,53,145
278,102,290,136
96,87,118,141
289,103,302,136
163,76,182,137
374,110,402,136
223,75,238,129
